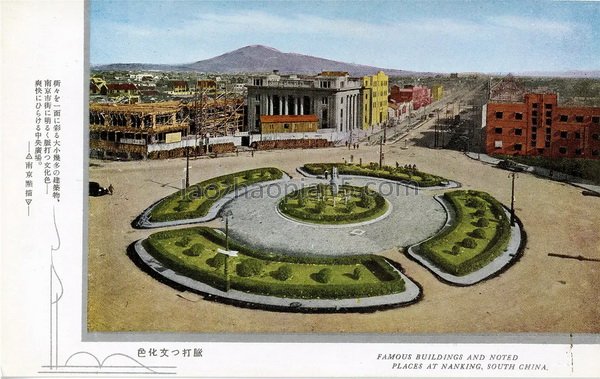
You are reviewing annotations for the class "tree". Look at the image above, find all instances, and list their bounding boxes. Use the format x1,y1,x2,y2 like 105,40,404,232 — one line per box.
315,268,333,283
183,243,204,256
274,265,293,281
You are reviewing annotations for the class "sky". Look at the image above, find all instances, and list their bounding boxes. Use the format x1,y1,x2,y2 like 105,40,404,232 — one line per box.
90,0,600,73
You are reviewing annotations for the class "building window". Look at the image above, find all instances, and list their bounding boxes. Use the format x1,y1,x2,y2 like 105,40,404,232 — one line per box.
322,97,328,105
495,111,503,119
575,115,584,123
515,129,523,136
545,103,553,109
546,128,551,134
494,141,503,149
320,81,331,88
531,141,536,147
592,116,599,124
545,141,551,148
559,115,568,122
515,112,523,120
340,109,343,118
255,95,261,101
341,97,344,104
532,103,539,108
593,150,599,156
575,148,582,155
532,110,538,116
592,133,599,140
560,131,568,138
494,127,502,134
575,132,581,139
546,119,552,126
514,144,522,151
532,127,537,132
545,111,552,117
531,133,537,140
559,147,567,154
531,118,537,125
284,123,290,129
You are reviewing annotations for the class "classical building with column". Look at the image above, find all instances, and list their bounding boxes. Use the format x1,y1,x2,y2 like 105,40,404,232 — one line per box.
246,71,363,135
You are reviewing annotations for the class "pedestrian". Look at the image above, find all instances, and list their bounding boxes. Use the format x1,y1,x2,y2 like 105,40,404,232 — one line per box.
108,184,114,195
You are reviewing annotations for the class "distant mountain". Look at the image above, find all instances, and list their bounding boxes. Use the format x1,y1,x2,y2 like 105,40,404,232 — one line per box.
514,70,600,78
93,45,422,76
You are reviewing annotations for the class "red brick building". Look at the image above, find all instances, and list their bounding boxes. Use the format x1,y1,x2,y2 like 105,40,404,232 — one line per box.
486,92,600,159
389,85,431,110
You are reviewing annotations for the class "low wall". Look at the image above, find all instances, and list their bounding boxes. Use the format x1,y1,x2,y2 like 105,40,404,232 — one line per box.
251,138,332,150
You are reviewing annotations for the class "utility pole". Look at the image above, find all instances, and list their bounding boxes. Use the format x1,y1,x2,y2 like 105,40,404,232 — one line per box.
509,173,518,226
185,145,190,188
379,135,384,168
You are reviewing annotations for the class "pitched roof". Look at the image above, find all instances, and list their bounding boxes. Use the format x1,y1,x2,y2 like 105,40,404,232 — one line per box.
260,114,319,123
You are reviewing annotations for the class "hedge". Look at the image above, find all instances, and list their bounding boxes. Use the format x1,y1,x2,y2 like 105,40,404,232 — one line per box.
143,227,406,299
149,167,283,222
417,190,512,276
303,163,447,187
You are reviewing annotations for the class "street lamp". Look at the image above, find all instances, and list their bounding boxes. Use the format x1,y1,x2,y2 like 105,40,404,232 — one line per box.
220,209,237,291
508,173,518,226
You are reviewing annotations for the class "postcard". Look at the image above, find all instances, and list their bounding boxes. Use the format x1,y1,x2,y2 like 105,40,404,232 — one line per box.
2,0,600,377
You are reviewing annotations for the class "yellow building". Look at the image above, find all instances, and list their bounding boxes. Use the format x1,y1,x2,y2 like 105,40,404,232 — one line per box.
431,85,444,101
260,115,318,134
362,71,389,129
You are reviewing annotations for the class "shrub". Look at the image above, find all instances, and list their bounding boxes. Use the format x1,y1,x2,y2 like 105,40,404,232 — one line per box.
315,268,333,283
472,228,486,239
352,266,364,280
461,237,477,248
465,197,486,209
244,171,254,180
262,171,271,180
175,235,192,247
207,253,227,269
345,201,357,213
474,209,486,217
183,243,204,257
236,259,264,277
359,191,375,208
451,245,461,255
297,195,306,207
273,265,293,281
315,200,326,214
476,218,490,227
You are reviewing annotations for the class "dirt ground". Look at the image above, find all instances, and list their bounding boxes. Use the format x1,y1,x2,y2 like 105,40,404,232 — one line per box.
87,143,600,334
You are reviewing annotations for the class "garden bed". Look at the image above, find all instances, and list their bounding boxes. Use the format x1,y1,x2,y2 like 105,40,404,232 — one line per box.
303,162,447,187
416,190,511,276
142,227,406,299
148,167,283,222
278,184,388,224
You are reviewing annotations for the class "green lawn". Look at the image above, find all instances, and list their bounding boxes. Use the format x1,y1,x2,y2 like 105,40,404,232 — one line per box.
417,190,512,276
303,162,448,187
148,167,283,222
279,184,388,224
143,227,406,299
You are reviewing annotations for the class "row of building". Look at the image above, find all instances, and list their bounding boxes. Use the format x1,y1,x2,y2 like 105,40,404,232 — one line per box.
89,69,447,159
246,70,441,135
484,76,600,159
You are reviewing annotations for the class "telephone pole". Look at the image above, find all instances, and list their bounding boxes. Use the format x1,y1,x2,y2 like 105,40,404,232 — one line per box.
379,135,384,168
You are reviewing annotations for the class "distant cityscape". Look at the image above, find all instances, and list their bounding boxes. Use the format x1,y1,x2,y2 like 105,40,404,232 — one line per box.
89,45,600,162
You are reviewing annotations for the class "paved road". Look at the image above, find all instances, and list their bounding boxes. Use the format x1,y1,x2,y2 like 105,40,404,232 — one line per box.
223,176,447,256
